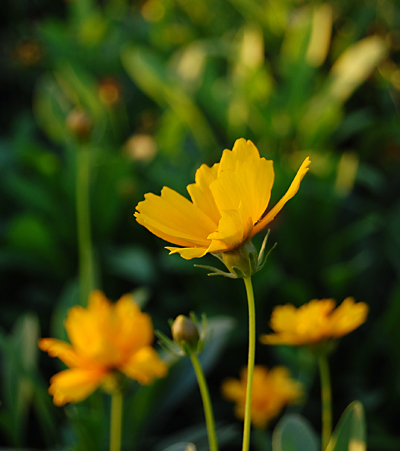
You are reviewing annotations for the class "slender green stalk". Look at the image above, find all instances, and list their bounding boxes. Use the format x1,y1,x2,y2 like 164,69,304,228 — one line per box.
190,353,219,451
318,353,332,451
76,147,95,304
242,276,255,451
110,390,123,451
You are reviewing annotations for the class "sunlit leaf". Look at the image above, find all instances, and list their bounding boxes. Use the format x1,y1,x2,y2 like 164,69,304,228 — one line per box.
326,401,366,451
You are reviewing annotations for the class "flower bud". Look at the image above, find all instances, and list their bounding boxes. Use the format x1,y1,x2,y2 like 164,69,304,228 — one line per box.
66,108,92,141
221,240,258,278
171,315,200,355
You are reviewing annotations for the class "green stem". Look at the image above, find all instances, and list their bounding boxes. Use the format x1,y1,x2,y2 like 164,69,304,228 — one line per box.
242,276,255,451
110,390,123,451
190,353,219,451
76,147,95,304
318,353,332,451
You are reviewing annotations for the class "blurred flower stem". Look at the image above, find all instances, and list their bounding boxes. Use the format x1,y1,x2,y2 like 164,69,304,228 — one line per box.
190,353,219,451
110,390,123,451
76,147,95,304
318,353,332,451
242,276,255,451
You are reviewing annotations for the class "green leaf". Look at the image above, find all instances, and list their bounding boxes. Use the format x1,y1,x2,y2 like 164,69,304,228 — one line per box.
326,401,366,451
33,73,71,143
106,246,156,285
272,413,319,451
121,46,216,152
0,314,58,446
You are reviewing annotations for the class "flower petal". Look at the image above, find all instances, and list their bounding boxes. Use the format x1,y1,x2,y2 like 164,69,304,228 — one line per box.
166,246,209,259
135,187,216,247
251,157,311,237
121,347,167,384
65,291,111,362
328,297,369,337
238,157,274,225
208,209,253,250
187,163,220,225
38,338,85,368
48,367,107,406
218,139,260,175
111,295,154,357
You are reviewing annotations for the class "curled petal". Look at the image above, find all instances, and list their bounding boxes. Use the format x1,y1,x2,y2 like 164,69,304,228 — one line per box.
38,338,85,368
252,157,311,237
166,246,209,260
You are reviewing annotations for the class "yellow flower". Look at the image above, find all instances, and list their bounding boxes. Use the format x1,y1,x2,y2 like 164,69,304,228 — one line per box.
221,365,303,428
260,297,369,346
39,291,167,406
135,138,310,260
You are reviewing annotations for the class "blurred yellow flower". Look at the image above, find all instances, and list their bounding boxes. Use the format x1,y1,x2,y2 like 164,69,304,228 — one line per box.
222,365,303,428
260,297,369,346
39,291,167,406
135,138,310,260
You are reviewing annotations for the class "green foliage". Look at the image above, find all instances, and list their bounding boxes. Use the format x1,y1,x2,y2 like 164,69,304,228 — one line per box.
272,414,319,451
326,402,366,451
1,0,400,449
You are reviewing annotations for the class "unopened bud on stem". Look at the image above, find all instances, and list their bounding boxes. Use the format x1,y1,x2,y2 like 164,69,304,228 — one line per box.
171,315,200,355
66,108,92,141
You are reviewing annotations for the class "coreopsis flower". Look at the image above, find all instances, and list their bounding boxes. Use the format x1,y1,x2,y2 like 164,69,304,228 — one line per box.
135,138,310,276
39,291,167,406
260,297,369,347
222,365,303,428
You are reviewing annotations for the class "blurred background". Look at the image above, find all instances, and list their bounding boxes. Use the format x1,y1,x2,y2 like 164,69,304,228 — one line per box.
1,0,400,449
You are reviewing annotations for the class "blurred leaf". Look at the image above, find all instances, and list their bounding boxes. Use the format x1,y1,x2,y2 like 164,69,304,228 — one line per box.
34,73,71,143
55,60,107,128
121,46,216,153
91,154,132,237
106,246,156,285
328,36,387,102
323,250,373,295
162,442,197,451
305,4,332,68
6,214,60,263
0,314,57,447
1,314,39,445
4,173,61,218
226,0,269,28
272,413,319,451
64,393,107,451
326,401,366,451
299,36,386,148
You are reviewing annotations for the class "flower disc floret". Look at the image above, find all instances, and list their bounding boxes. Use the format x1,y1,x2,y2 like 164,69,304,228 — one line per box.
135,138,310,260
39,290,167,406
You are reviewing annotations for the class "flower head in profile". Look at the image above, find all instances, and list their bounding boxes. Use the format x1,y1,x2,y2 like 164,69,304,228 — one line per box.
222,365,303,428
135,139,310,265
39,291,167,406
260,297,369,347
